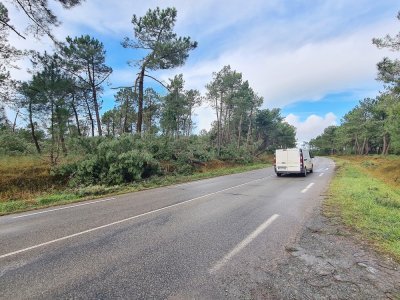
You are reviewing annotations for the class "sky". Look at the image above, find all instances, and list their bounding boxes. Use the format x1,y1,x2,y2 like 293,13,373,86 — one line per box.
6,0,400,143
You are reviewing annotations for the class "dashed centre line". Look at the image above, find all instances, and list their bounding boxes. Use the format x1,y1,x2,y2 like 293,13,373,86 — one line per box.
319,173,324,177
301,183,315,193
209,214,279,274
1,176,269,259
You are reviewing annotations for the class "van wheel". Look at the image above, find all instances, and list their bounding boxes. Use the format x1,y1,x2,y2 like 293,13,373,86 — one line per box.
310,165,313,173
303,168,307,177
276,173,282,177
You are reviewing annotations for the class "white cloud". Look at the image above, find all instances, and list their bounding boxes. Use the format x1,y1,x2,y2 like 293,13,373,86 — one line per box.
177,17,397,109
3,0,399,140
285,113,337,143
193,105,216,132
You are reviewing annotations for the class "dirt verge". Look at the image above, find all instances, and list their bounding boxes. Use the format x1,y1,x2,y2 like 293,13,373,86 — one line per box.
253,207,400,299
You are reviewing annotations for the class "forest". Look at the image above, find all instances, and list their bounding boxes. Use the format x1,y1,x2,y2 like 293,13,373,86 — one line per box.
1,1,399,194
310,13,400,155
0,2,295,190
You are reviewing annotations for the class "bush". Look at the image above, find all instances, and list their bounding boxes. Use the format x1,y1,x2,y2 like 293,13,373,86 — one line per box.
0,129,34,155
53,136,160,186
219,143,254,163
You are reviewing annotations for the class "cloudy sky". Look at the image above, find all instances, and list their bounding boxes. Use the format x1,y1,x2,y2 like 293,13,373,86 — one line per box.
7,0,400,142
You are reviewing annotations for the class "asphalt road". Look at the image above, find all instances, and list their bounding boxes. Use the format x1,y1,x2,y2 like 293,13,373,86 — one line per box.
0,157,335,299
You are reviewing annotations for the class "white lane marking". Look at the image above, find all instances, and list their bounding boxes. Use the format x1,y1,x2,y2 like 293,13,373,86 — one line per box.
13,198,117,219
1,177,269,259
319,173,324,177
301,183,315,193
172,173,273,189
325,168,329,171
209,214,279,274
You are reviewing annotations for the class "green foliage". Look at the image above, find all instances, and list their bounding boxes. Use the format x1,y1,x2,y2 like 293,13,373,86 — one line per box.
310,94,400,155
0,127,35,155
122,6,197,133
219,143,254,163
327,159,400,260
160,74,201,137
123,7,198,70
255,108,296,152
53,135,160,186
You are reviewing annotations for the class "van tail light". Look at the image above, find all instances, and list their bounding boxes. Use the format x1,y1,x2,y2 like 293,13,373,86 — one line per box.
274,155,276,166
300,153,304,168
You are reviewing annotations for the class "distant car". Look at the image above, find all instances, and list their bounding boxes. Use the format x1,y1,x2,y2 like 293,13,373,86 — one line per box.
274,148,314,177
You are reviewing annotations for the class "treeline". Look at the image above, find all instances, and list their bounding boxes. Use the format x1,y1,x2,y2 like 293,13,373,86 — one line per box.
310,12,400,156
0,4,295,186
310,94,400,155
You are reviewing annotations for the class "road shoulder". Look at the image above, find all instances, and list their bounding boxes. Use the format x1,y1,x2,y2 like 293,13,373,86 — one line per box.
252,205,400,299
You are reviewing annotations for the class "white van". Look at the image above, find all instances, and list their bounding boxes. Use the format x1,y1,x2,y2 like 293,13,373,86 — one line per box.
274,148,313,177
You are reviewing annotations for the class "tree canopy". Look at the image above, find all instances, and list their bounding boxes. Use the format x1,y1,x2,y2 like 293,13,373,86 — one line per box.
122,7,197,133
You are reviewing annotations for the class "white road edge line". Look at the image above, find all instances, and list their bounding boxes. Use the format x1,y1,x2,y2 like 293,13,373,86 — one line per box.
209,214,279,274
1,176,269,259
13,198,117,219
301,182,315,193
319,173,324,177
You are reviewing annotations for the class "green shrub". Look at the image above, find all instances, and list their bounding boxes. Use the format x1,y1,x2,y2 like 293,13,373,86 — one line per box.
53,136,160,186
219,143,254,163
0,130,34,155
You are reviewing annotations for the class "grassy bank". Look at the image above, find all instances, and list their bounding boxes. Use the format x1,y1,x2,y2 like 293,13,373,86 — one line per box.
0,160,269,216
326,156,400,261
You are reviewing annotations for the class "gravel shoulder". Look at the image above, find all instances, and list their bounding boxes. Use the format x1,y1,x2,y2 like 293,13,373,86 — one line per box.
252,204,400,299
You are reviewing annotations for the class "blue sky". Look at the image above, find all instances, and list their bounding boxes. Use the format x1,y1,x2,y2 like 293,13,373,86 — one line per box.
7,0,400,142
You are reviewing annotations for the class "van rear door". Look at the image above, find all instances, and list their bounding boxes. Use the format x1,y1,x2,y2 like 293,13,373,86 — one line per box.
286,148,301,172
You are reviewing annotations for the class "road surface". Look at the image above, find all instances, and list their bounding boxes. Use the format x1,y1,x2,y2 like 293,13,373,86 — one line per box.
0,157,335,299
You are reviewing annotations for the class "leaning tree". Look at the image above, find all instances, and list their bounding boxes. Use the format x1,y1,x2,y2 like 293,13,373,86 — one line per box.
122,7,197,134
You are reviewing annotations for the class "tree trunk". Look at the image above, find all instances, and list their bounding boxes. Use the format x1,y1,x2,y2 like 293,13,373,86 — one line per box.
92,86,102,136
149,96,153,133
71,97,81,136
84,97,95,137
247,107,253,145
237,114,242,150
354,135,359,155
105,121,110,136
386,141,391,155
224,106,229,143
382,133,390,155
364,139,370,155
215,97,220,156
360,137,366,155
28,100,41,154
218,93,223,156
50,101,56,165
55,106,67,156
87,62,103,136
123,93,129,133
12,109,19,133
137,66,145,134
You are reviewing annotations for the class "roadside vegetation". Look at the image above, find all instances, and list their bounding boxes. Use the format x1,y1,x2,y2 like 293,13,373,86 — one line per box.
310,13,400,156
326,156,400,261
309,14,400,261
0,153,270,215
0,5,293,215
1,3,400,267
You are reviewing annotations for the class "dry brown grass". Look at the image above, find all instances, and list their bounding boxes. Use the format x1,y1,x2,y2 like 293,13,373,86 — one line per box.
337,155,400,189
0,154,274,203
0,156,57,202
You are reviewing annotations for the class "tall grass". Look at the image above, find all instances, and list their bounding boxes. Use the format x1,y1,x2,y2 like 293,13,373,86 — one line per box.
0,155,56,202
327,158,400,261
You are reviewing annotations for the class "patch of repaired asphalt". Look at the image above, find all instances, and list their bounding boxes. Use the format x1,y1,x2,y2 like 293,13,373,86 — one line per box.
252,209,400,299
